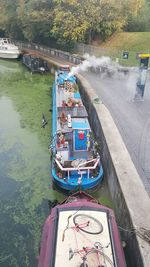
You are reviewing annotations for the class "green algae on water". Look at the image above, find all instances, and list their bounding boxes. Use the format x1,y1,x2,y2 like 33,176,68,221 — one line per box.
0,59,112,267
0,59,64,267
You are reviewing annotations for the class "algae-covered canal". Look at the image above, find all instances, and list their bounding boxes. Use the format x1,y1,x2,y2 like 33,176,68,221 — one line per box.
0,59,112,267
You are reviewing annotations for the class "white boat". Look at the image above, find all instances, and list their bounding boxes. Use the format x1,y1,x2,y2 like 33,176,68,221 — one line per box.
0,38,20,59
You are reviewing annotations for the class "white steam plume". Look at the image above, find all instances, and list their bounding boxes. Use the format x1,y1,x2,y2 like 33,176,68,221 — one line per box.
68,54,121,77
68,54,139,79
67,54,140,99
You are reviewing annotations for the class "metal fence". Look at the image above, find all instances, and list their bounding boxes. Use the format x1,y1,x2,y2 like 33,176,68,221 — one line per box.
15,41,82,65
14,40,150,67
73,43,150,67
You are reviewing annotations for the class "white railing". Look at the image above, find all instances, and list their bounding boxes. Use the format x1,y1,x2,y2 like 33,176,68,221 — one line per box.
55,156,100,181
55,156,100,172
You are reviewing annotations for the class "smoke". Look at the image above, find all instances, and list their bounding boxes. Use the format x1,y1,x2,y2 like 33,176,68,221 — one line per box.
125,70,139,99
67,54,140,99
68,54,138,80
68,54,111,76
68,54,126,77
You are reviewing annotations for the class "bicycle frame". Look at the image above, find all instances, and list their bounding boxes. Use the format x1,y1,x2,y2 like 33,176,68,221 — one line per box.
63,215,113,267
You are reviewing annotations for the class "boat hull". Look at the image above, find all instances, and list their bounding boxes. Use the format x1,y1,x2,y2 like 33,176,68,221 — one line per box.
52,165,103,191
0,52,20,59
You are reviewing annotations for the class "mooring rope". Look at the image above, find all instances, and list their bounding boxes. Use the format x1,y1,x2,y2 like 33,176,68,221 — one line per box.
119,226,150,244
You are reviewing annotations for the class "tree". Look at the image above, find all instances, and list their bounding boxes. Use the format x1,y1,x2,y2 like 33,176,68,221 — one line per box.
0,0,148,46
125,0,150,31
51,0,130,44
0,0,19,37
16,0,53,42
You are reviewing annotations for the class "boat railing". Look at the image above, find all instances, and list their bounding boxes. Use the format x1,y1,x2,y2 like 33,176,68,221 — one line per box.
55,156,100,180
77,156,100,169
77,157,100,179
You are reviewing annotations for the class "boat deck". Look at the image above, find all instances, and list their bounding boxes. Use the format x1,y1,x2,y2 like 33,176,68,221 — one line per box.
57,106,88,118
56,83,82,108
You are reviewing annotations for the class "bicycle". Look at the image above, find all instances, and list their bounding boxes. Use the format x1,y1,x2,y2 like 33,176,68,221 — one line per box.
73,214,103,235
69,242,113,267
62,213,103,241
62,213,113,267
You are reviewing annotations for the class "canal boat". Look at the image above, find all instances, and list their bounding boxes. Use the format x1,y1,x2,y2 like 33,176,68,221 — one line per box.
38,191,126,267
22,53,50,73
0,38,20,59
49,65,103,190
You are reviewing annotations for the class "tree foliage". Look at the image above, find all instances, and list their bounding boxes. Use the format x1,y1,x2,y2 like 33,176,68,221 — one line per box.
51,0,127,42
125,0,150,31
0,0,148,49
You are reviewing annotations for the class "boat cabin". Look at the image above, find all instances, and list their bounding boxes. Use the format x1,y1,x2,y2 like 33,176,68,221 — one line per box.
56,74,92,164
0,38,20,59
0,38,10,45
56,116,92,164
59,64,70,72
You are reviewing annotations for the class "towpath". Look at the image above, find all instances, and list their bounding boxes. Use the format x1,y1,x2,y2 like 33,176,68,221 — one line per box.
82,70,150,197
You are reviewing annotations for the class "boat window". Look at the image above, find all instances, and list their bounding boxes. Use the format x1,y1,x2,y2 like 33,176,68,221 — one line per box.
60,65,70,72
78,131,85,140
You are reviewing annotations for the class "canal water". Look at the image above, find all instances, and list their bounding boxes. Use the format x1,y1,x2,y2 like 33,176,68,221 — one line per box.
0,59,112,267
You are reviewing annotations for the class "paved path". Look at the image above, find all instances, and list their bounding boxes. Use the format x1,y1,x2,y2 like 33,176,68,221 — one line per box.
82,70,150,197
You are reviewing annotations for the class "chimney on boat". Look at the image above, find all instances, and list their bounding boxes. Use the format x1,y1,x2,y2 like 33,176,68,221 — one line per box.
67,114,72,128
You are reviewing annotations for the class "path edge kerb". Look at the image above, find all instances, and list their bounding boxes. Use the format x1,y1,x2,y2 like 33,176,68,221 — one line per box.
78,73,150,267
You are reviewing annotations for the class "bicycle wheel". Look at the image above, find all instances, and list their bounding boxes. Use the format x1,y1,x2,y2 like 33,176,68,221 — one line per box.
86,249,113,267
80,263,88,267
73,214,103,234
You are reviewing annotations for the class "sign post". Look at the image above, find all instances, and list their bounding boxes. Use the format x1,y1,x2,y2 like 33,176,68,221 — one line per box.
134,54,150,101
122,51,129,59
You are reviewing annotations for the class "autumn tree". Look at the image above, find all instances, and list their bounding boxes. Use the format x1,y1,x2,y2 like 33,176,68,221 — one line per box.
0,0,147,46
51,0,144,45
124,0,150,31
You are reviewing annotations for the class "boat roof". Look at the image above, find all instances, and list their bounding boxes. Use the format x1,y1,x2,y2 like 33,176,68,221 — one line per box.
0,38,9,42
0,38,19,49
57,107,88,118
60,64,70,68
0,38,12,45
57,117,90,132
54,209,114,267
72,118,90,130
74,92,80,99
59,65,70,72
57,72,76,84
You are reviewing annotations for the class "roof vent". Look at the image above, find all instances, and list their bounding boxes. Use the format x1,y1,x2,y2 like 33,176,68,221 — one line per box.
67,114,72,128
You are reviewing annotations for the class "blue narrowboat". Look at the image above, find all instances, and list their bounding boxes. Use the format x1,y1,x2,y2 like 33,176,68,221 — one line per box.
49,65,103,190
